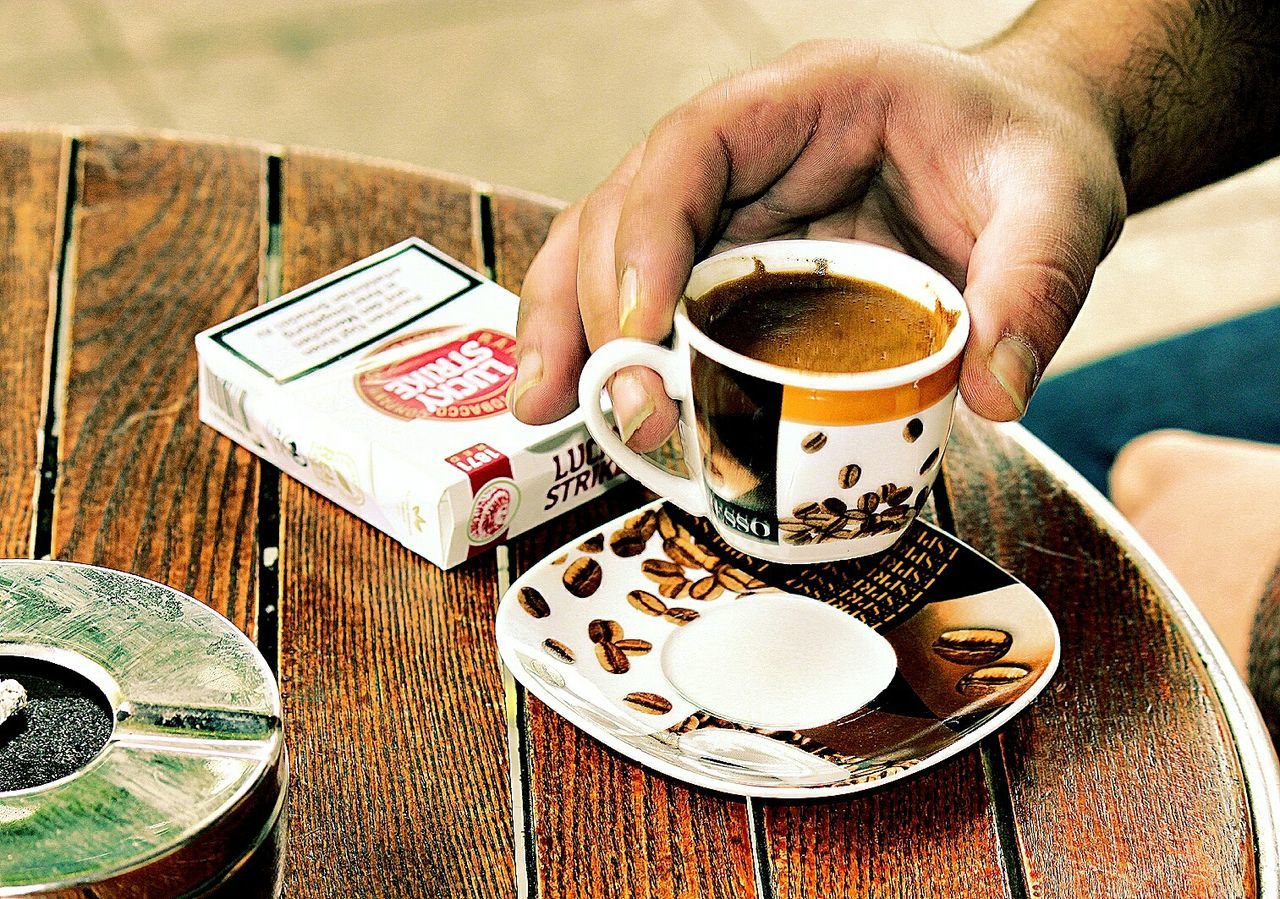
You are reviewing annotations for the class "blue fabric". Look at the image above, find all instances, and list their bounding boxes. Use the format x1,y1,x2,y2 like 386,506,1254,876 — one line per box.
1021,303,1280,494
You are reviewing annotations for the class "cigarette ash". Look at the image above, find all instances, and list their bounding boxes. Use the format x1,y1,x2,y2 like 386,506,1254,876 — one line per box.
0,660,114,792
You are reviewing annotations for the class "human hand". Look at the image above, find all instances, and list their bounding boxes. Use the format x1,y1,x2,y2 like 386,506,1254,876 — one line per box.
510,39,1127,450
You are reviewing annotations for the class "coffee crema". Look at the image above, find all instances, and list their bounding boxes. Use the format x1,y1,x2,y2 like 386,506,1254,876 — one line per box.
692,267,958,374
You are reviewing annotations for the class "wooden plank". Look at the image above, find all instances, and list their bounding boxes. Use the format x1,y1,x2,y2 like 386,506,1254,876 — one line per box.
942,409,1256,896
489,186,563,297
0,130,65,558
277,149,516,896
491,188,758,898
763,754,1008,898
54,134,263,634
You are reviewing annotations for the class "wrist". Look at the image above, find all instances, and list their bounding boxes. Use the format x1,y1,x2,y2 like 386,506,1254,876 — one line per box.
971,31,1130,184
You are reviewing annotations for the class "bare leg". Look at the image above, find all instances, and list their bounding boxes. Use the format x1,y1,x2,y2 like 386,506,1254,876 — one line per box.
1110,430,1280,674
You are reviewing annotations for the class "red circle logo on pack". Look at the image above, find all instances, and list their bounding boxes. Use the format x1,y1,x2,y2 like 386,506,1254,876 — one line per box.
355,327,518,421
469,478,521,545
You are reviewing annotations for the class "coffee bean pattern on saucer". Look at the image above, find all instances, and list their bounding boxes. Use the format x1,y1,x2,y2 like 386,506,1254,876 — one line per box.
933,628,1012,666
623,692,673,715
596,642,629,674
662,607,700,625
956,663,1030,696
542,638,575,664
627,589,667,616
609,508,658,557
563,557,603,597
779,482,918,545
588,619,653,674
503,501,1058,795
518,586,551,619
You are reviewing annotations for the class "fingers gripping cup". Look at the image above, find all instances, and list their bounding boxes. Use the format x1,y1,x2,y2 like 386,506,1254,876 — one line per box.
580,239,969,564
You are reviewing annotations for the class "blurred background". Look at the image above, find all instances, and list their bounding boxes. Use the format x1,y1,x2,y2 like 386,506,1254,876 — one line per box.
3,0,1279,375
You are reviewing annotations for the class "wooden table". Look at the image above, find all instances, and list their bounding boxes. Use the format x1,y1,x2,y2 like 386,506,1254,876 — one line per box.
2,128,1277,898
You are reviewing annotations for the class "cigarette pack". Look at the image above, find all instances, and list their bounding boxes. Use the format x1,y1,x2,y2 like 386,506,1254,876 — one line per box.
196,237,627,569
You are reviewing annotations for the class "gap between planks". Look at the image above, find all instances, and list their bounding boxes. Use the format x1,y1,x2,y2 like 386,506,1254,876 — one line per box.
483,188,541,899
32,136,79,562
255,153,285,674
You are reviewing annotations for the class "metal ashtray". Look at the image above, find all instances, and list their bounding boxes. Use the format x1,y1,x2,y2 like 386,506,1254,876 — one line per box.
0,561,287,897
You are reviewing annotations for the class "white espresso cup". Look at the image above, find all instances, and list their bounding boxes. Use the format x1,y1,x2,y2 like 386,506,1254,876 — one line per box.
579,239,969,564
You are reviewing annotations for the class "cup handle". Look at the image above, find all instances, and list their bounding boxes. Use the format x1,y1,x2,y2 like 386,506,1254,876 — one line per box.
579,339,707,517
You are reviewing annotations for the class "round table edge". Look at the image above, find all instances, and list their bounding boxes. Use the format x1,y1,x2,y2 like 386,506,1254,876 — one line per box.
1005,420,1280,896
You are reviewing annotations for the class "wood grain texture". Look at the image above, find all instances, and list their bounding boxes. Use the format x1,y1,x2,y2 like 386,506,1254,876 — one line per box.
0,130,65,558
488,186,563,296
763,757,1007,899
54,134,262,633
491,190,758,897
505,485,759,899
277,149,515,897
942,409,1256,897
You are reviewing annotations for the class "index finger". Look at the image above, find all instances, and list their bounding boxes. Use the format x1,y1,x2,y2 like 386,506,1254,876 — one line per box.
611,67,830,341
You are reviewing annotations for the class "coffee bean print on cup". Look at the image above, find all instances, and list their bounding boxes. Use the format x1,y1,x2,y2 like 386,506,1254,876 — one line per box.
838,463,862,490
623,692,673,715
914,484,932,511
903,417,924,442
884,484,912,505
542,638,575,664
932,628,1013,666
956,663,1031,697
563,557,603,597
920,447,940,475
578,533,604,553
518,586,551,619
801,431,828,453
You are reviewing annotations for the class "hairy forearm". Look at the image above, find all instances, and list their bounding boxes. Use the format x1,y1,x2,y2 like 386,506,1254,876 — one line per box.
982,0,1280,211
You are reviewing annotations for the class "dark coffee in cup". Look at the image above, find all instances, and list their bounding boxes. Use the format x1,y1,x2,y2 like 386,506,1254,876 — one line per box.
694,269,958,374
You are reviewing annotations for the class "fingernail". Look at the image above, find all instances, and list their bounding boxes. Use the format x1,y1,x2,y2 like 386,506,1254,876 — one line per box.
507,350,543,417
612,370,655,445
618,266,640,337
988,336,1038,416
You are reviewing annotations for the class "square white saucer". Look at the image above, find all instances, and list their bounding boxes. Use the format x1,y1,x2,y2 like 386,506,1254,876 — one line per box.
497,501,1059,798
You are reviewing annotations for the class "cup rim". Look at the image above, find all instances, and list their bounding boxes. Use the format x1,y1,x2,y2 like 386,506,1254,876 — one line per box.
675,238,970,391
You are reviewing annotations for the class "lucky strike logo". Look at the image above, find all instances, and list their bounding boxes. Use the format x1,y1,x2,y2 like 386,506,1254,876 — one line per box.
356,327,517,421
469,479,520,545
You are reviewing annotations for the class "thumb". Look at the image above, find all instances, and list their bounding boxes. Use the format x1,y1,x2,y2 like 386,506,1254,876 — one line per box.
960,189,1115,421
